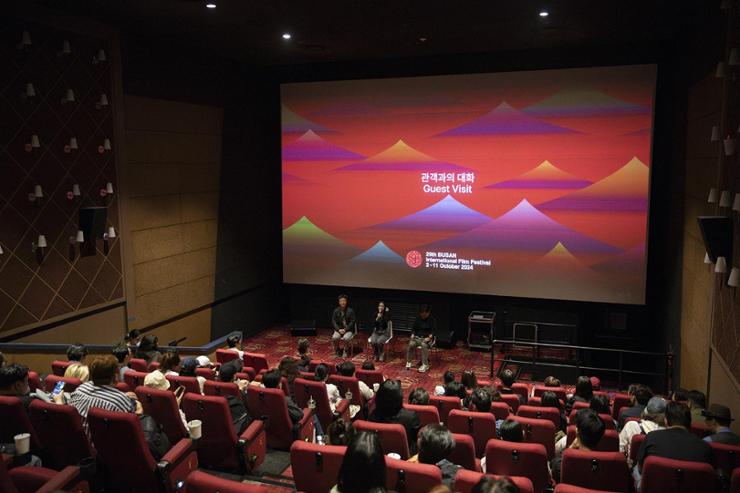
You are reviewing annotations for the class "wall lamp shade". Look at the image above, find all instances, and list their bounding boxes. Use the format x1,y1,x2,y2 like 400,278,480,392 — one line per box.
97,49,106,62
711,125,720,141
72,183,81,196
103,138,112,151
65,89,75,102
76,230,84,243
33,185,43,198
708,188,719,203
733,193,740,212
37,235,47,248
25,83,35,97
107,226,116,239
730,47,740,65
717,61,728,78
21,31,32,46
715,256,728,274
61,40,71,54
0,244,3,255
105,182,114,194
704,252,714,264
69,137,78,149
729,267,740,287
719,190,732,207
30,134,40,148
99,94,109,106
724,137,737,155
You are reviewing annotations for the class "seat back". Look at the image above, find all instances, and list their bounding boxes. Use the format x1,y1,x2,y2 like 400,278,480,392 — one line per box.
184,470,267,493
449,433,478,471
709,442,740,477
403,404,440,428
204,380,241,398
243,353,268,374
732,468,740,493
308,360,335,374
533,386,567,401
385,456,442,493
327,375,363,406
453,470,535,493
511,415,557,459
123,370,148,390
485,439,549,493
44,375,82,393
629,433,646,463
567,409,613,428
237,367,256,380
290,441,346,493
611,393,631,420
135,386,188,444
690,422,711,439
127,358,149,372
553,484,617,493
640,455,716,493
571,401,590,412
500,393,521,413
216,349,239,365
565,426,619,451
253,374,290,396
51,360,72,376
87,407,158,493
0,396,41,451
429,395,462,424
246,386,300,451
294,378,336,430
195,367,215,381
517,405,561,429
561,448,629,492
27,400,93,469
182,393,239,470
27,371,41,392
511,383,530,403
353,419,410,459
491,401,513,421
448,410,496,458
356,369,384,388
166,375,202,395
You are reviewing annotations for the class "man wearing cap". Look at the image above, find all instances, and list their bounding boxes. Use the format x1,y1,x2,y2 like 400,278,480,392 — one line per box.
619,396,666,462
703,404,740,445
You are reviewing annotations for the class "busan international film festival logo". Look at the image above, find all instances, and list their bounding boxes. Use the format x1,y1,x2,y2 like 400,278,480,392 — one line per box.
406,250,422,268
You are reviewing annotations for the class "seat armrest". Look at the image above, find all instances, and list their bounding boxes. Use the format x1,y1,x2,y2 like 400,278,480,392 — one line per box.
157,438,198,492
335,398,351,421
237,420,266,473
35,466,82,493
238,419,265,443
298,407,315,427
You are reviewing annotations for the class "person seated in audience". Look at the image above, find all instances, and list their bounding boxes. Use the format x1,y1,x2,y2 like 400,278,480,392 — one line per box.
158,351,180,376
66,343,88,363
590,376,601,391
326,418,355,446
409,424,461,488
551,408,605,482
279,356,300,398
331,430,386,493
670,387,689,403
361,360,376,371
296,338,311,371
406,304,436,373
368,301,391,361
688,389,707,425
408,387,430,405
112,342,131,382
314,363,342,412
0,351,5,367
541,390,567,433
435,370,456,396
0,363,36,410
65,355,142,434
565,376,593,414
470,387,492,412
125,329,142,354
225,334,244,360
634,401,712,490
482,419,524,472
543,375,561,387
64,362,90,382
261,368,304,425
471,476,521,493
619,396,666,462
369,379,421,455
461,370,478,391
702,403,740,445
179,357,206,394
217,360,254,434
619,384,653,428
143,369,188,429
337,361,374,401
589,394,616,428
444,380,468,408
499,369,524,404
428,486,453,493
135,335,162,364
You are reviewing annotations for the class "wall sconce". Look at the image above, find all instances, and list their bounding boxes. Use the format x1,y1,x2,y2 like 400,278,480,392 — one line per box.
64,137,78,154
29,185,43,204
25,134,40,152
76,230,84,243
32,234,47,262
731,48,740,66
17,30,32,50
93,48,106,65
729,267,740,287
724,136,737,155
733,193,740,212
60,40,71,56
708,188,719,204
719,190,732,208
711,125,720,141
103,138,112,151
22,82,35,99
716,61,728,78
715,256,728,274
103,226,116,254
704,252,714,265
106,182,114,195
61,89,75,105
95,93,109,110
67,183,81,201
0,244,4,255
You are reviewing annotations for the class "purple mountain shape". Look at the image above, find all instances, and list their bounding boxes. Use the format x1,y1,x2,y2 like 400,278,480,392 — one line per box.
367,195,491,232
282,130,364,161
427,199,621,254
522,90,650,118
485,161,592,190
434,102,579,137
282,106,336,134
350,241,405,263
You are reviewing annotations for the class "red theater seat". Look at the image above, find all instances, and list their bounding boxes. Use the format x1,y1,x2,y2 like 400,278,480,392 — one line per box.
27,372,40,393
290,441,346,493
568,411,615,429
50,360,72,376
253,373,290,396
491,401,513,421
356,368,384,388
512,382,530,403
611,393,631,420
183,470,267,493
534,386,567,402
27,400,94,470
453,470,534,493
403,404,440,428
166,375,202,395
500,393,521,413
560,449,629,492
43,375,82,393
447,410,497,458
294,377,350,430
203,380,241,398
127,358,149,372
327,374,366,406
709,441,740,478
135,386,189,444
629,433,646,464
689,422,711,439
484,439,550,493
385,456,442,493
639,456,716,493
353,419,410,459
554,484,619,493
195,367,216,381
511,415,557,459
0,396,42,452
243,353,269,374
429,395,462,424
518,405,561,429
1,459,89,493
123,370,148,390
449,433,480,471
216,349,240,365
246,386,314,450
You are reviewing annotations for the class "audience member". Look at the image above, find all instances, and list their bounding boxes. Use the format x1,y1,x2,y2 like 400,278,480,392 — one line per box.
702,404,739,445
361,361,376,371
499,369,524,404
337,361,374,400
670,387,689,403
541,390,566,432
143,369,188,429
263,368,304,424
158,351,180,376
279,356,299,398
332,431,387,493
0,351,5,367
64,362,90,382
619,396,666,460
315,363,342,412
179,357,206,394
135,335,162,364
543,375,561,387
619,384,653,428
297,338,311,371
566,376,593,414
435,370,455,396
369,379,421,455
461,370,478,390
66,343,88,362
112,342,131,382
408,387,430,405
326,418,355,446
412,424,461,488
444,381,467,403
589,394,610,415
470,387,492,413
471,476,521,493
500,419,524,443
590,376,601,391
552,409,605,482
217,361,254,434
688,389,707,425
0,363,34,410
226,335,244,359
125,329,142,354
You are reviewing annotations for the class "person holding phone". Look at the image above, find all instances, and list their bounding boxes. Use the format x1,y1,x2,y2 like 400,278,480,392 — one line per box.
368,302,391,362
143,370,188,429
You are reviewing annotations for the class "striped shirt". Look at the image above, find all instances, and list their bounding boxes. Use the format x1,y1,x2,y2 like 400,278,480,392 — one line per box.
69,382,136,433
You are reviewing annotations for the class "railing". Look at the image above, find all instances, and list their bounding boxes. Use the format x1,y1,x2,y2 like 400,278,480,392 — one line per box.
489,338,673,392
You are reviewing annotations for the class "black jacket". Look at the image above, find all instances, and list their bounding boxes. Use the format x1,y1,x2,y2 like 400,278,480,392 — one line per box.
369,408,421,455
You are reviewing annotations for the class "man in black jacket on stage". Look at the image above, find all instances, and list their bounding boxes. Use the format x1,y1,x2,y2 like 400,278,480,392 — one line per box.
406,304,436,373
331,294,356,358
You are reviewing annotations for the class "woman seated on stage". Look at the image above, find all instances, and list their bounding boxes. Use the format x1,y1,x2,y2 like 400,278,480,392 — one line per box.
368,301,391,362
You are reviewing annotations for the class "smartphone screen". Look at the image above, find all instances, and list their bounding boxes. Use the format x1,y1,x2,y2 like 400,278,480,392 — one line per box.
52,381,65,396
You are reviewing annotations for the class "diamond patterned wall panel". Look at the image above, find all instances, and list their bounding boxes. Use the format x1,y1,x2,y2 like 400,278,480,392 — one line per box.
0,20,123,335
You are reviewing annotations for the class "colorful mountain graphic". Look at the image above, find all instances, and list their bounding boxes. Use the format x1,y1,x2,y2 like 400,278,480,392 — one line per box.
282,130,364,161
282,172,314,184
532,242,595,274
427,199,621,254
335,140,472,172
282,106,336,134
435,102,578,137
485,160,592,190
523,90,650,118
368,195,491,232
283,216,359,257
350,241,405,263
539,157,649,211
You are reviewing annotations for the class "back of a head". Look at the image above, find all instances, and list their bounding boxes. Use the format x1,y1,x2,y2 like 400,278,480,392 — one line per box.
0,351,4,367
500,419,523,442
543,375,560,387
500,369,515,388
635,385,653,406
126,329,141,342
226,335,240,348
688,390,706,409
444,381,466,399
314,363,329,382
418,423,455,465
337,431,386,493
218,360,239,382
338,361,356,377
665,401,691,429
64,363,90,382
575,375,593,399
643,396,667,424
326,418,355,446
376,379,403,417
443,370,456,385
461,370,477,389
361,361,376,371
180,358,197,376
575,409,605,449
671,387,689,402
112,342,129,363
472,476,521,493
0,363,28,390
66,343,87,362
89,355,118,386
589,394,610,414
472,387,492,412
159,351,180,372
279,357,298,379
138,335,158,353
262,368,282,389
297,338,310,355
541,391,560,410
409,387,430,405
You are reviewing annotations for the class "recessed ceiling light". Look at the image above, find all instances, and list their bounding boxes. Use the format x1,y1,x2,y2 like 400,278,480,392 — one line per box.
205,3,216,9
539,11,549,17
282,33,292,40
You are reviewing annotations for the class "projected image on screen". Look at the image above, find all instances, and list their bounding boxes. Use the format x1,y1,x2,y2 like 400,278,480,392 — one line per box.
281,64,655,304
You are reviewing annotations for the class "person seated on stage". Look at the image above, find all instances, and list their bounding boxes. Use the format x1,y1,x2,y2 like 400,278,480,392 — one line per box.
541,390,567,433
619,396,666,463
296,338,311,371
552,409,605,483
409,424,462,488
703,403,740,445
337,361,374,401
499,369,524,404
688,389,707,425
263,368,304,425
225,334,244,360
331,294,357,359
314,363,342,412
435,370,455,396
406,304,436,373
566,376,594,415
408,387,430,406
369,379,421,455
368,301,391,362
619,384,653,429
461,370,478,391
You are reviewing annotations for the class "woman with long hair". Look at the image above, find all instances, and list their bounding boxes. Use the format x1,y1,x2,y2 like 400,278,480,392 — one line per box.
369,379,421,454
331,431,386,493
368,301,391,362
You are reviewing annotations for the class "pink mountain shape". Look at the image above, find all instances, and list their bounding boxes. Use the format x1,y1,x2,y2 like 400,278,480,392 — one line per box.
335,139,472,172
435,102,579,137
539,157,649,211
282,130,364,161
282,106,336,134
523,90,650,117
486,160,592,189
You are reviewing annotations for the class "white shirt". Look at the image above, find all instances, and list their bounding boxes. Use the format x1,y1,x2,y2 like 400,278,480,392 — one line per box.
619,419,663,463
